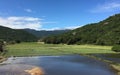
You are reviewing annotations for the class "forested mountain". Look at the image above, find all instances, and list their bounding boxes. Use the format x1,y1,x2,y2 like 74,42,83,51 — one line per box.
23,29,70,38
43,14,120,45
0,26,37,42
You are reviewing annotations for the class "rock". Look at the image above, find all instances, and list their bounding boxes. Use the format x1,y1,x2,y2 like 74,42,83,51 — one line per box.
118,72,120,75
111,64,120,75
0,64,44,75
25,67,44,75
111,64,120,72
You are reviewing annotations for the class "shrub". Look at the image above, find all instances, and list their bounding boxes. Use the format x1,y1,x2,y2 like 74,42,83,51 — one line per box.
0,45,3,52
0,40,4,52
15,40,21,43
112,45,120,52
8,41,16,44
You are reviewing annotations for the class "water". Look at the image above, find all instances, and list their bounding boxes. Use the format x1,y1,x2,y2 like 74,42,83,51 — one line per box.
91,53,120,63
0,55,115,75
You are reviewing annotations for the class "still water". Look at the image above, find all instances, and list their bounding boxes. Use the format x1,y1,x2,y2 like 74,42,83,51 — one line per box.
0,55,115,75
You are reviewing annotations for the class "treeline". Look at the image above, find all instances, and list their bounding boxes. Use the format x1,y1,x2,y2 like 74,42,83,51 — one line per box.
0,26,37,42
23,29,70,38
43,14,120,45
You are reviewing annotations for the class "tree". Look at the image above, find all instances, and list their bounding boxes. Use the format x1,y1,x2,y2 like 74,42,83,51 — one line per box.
0,40,4,52
112,45,120,52
43,13,120,45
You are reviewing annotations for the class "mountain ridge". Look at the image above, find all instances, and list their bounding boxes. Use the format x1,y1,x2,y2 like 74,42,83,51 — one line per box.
0,26,37,42
43,13,120,45
23,29,70,38
0,25,70,42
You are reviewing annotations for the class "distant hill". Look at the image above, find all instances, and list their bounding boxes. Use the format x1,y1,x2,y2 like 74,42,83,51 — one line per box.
0,26,37,42
43,13,120,45
23,29,70,38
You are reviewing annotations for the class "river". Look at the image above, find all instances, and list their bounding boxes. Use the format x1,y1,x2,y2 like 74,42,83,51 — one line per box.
0,55,116,75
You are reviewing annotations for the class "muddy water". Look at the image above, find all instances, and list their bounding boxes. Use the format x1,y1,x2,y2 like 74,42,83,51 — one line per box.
0,55,116,75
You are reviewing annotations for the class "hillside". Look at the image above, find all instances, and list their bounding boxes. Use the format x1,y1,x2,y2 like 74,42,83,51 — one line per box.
0,26,37,42
43,14,120,45
23,29,70,38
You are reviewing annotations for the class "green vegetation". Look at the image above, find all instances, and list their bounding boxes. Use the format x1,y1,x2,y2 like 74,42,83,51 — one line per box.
0,40,4,52
0,26,37,42
43,14,120,45
5,42,114,56
3,42,119,75
0,13,119,74
23,29,70,38
0,40,6,63
112,45,120,52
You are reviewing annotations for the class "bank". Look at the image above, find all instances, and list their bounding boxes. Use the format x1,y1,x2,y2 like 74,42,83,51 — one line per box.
0,42,120,75
81,53,120,75
0,56,7,63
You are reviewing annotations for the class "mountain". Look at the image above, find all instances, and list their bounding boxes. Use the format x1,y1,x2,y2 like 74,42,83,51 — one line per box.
23,29,70,38
0,26,37,42
43,14,120,45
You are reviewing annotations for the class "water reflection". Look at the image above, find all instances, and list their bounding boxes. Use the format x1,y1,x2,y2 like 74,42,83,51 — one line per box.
91,54,120,63
0,55,116,75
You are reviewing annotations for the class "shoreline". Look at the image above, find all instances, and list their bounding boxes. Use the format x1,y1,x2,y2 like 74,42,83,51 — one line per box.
0,56,7,63
0,54,119,75
111,64,120,75
81,54,120,75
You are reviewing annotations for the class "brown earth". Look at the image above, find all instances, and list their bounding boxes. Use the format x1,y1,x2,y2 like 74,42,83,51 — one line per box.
25,67,44,75
111,64,120,75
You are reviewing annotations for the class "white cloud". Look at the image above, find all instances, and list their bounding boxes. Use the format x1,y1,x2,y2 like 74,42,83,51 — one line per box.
24,9,32,13
41,27,61,31
91,1,120,13
0,16,80,31
0,16,42,30
41,25,82,31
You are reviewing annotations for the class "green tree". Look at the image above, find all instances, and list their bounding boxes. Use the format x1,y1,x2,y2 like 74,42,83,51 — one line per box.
0,39,4,52
43,13,120,45
112,45,120,52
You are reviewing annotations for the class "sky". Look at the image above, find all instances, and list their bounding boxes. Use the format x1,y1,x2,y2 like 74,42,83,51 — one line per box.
0,0,120,30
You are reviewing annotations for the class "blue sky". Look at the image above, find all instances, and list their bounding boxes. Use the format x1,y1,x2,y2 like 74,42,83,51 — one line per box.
0,0,120,30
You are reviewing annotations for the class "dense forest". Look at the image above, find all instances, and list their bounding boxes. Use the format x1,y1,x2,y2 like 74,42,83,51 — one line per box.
0,26,37,42
43,14,120,45
0,26,70,43
23,29,70,38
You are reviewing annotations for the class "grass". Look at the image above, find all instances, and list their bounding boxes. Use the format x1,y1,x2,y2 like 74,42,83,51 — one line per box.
4,42,120,75
5,42,115,57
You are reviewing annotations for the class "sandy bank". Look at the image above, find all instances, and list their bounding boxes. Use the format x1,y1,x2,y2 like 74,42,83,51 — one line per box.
25,67,44,75
111,64,120,75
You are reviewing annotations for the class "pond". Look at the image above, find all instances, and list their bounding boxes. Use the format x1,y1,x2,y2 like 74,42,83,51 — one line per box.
0,55,116,75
